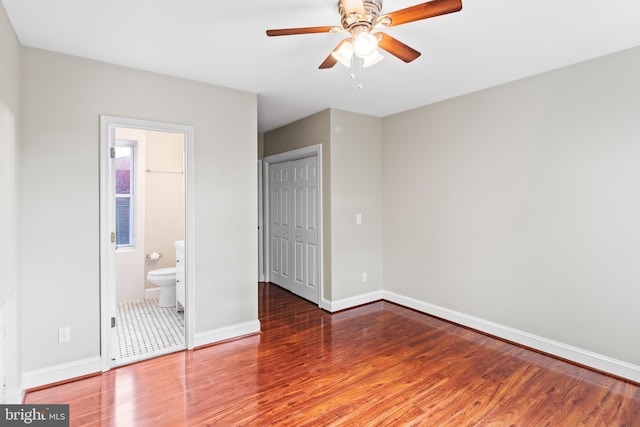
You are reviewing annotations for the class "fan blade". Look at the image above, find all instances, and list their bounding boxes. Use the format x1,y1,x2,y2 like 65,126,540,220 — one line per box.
376,33,421,63
384,0,462,27
320,39,350,69
341,0,365,17
266,26,334,36
319,53,338,69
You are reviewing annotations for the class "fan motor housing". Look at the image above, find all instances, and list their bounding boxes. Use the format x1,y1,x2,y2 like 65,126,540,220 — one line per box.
339,0,384,31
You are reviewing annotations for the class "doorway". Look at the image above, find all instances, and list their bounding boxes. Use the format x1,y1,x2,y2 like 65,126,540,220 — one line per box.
100,116,195,371
263,145,323,305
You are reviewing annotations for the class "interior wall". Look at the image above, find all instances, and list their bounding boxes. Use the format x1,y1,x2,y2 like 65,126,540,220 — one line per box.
382,46,640,366
19,47,257,374
257,133,264,160
263,110,333,298
143,130,184,292
263,109,384,303
329,110,383,301
0,1,20,402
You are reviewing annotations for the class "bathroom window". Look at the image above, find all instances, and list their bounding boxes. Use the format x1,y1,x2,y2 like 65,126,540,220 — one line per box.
115,141,136,248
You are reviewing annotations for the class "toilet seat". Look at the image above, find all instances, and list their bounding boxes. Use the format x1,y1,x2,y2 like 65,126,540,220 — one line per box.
148,267,176,277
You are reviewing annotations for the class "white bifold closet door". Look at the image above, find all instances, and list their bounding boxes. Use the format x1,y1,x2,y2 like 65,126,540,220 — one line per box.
270,161,291,289
269,156,319,304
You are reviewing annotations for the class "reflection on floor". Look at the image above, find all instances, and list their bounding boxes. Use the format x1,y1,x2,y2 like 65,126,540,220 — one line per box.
113,298,185,365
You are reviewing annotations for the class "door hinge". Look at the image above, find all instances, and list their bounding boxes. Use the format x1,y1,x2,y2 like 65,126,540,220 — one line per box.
111,317,116,328
110,147,115,158
111,232,116,243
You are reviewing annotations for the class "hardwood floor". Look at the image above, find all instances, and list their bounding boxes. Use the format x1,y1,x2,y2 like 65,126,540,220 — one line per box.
25,283,640,426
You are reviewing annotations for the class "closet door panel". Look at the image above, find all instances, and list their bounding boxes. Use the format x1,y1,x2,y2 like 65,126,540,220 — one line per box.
269,162,291,289
290,157,319,303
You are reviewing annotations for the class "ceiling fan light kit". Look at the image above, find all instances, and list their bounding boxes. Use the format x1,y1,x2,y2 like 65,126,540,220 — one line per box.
362,49,384,68
332,40,354,67
267,0,462,75
352,26,378,58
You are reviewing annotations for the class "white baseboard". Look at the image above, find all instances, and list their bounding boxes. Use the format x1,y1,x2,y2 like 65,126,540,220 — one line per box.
144,287,160,300
1,291,20,404
319,298,332,312
193,320,261,348
383,290,640,383
20,319,261,393
3,387,23,404
21,356,102,391
321,290,384,313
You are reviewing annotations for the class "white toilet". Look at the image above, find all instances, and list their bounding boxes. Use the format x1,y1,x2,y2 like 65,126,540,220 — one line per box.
146,267,176,307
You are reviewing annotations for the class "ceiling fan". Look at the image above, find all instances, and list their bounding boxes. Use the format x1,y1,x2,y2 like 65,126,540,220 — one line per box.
266,0,463,69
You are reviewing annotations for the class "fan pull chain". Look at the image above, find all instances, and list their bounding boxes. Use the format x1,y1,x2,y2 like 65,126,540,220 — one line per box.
350,56,364,90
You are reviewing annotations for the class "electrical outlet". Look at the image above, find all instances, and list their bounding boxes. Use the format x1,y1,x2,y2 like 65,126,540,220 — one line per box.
362,272,367,282
58,326,71,343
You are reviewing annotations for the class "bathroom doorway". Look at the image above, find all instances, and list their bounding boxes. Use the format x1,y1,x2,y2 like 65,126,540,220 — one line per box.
99,116,194,370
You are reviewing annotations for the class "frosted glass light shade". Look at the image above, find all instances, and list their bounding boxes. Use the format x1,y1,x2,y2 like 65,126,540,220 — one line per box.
331,40,353,67
363,50,384,68
353,30,378,58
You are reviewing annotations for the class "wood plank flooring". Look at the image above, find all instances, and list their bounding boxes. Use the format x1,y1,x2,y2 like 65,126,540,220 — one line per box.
25,282,640,425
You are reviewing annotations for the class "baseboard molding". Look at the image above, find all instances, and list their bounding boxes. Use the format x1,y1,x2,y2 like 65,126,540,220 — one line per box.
3,387,23,404
321,290,384,313
21,320,261,393
21,356,102,392
193,320,261,348
144,287,160,300
383,290,640,383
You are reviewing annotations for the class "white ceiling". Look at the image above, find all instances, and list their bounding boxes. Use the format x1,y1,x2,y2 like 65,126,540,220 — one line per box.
4,0,640,132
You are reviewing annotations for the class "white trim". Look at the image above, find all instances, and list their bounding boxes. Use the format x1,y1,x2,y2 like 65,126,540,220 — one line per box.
257,160,265,282
193,320,261,348
321,290,384,312
263,144,324,305
319,299,332,312
99,115,196,371
263,145,320,164
113,138,138,249
22,356,102,391
111,345,186,368
184,127,196,350
1,291,19,404
99,116,114,372
144,287,161,300
382,290,640,383
4,387,22,404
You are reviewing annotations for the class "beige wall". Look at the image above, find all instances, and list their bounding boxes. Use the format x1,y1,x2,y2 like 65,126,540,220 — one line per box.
7,0,639,388
262,47,640,374
263,109,331,158
0,0,20,308
0,2,20,403
382,46,640,366
143,130,184,291
264,109,384,302
257,133,264,159
19,47,257,373
264,110,333,298
329,110,383,300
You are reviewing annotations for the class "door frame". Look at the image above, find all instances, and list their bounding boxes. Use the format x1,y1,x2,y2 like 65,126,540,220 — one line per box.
258,160,265,282
263,144,323,305
99,115,195,372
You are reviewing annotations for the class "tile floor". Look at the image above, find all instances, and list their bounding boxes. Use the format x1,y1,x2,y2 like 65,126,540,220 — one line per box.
113,298,185,364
